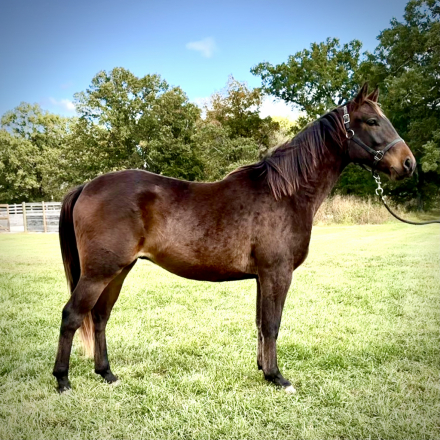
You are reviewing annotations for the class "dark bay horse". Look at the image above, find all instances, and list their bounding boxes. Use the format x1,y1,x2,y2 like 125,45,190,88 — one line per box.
54,84,416,393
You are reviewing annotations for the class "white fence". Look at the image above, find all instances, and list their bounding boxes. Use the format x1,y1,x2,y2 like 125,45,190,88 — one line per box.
0,202,61,233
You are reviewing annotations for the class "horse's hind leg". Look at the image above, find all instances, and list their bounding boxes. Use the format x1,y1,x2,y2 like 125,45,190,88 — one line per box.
53,276,111,392
92,261,136,383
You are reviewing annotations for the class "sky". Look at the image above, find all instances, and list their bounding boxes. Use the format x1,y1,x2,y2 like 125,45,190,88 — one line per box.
0,0,408,120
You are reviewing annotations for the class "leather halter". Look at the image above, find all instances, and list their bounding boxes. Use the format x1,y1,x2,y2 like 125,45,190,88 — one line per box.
343,105,403,171
342,106,440,225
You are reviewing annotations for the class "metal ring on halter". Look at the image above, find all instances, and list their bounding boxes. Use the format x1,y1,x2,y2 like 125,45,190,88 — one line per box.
375,187,384,196
346,129,354,139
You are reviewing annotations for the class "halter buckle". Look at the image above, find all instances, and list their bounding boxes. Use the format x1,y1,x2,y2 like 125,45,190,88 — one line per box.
374,151,384,162
342,106,350,125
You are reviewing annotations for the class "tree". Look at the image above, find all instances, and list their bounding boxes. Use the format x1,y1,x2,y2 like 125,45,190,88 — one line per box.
365,0,440,209
204,76,279,147
194,77,280,181
0,103,72,202
72,67,204,181
0,130,40,203
192,122,260,181
251,38,365,118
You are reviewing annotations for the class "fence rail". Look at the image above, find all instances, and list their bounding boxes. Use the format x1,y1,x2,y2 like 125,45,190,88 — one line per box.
0,202,61,233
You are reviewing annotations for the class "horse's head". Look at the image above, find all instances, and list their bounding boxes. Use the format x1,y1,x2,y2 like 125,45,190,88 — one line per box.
345,83,416,180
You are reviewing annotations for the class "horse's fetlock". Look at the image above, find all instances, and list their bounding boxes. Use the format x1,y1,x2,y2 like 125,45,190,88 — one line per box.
93,321,106,332
53,368,68,379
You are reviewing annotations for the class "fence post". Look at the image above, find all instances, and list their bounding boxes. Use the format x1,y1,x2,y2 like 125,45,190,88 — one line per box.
0,205,10,232
22,202,27,233
42,201,47,233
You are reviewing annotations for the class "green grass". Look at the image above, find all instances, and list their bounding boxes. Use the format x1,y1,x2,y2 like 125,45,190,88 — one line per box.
0,224,439,440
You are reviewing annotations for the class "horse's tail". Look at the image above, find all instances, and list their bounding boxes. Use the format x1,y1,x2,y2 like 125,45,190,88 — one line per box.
59,184,94,357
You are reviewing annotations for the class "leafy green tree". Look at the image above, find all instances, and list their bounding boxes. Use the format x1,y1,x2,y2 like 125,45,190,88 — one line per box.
192,122,260,181
0,130,40,203
194,77,280,181
251,38,365,118
204,76,279,148
0,103,71,202
364,0,440,209
72,67,203,181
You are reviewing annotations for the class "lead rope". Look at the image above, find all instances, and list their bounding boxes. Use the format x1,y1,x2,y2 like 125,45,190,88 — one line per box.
373,173,440,225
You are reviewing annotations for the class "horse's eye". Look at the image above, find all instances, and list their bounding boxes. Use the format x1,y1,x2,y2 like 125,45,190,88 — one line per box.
367,119,378,126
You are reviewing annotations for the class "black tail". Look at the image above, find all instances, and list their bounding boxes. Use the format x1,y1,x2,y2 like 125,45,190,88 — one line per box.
59,184,95,357
59,184,85,293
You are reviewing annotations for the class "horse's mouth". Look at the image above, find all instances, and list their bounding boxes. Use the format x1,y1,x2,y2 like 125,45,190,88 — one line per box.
390,166,409,181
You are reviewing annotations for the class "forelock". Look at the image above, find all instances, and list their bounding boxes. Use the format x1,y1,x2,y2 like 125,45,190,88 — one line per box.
364,99,385,117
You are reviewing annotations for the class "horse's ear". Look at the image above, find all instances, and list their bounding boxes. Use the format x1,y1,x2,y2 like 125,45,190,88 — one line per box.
354,82,369,105
367,86,379,102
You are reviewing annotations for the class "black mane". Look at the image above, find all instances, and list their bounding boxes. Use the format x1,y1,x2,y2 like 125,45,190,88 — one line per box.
232,108,346,199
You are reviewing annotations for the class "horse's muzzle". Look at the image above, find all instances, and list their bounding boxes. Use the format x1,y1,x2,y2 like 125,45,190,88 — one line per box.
403,156,416,176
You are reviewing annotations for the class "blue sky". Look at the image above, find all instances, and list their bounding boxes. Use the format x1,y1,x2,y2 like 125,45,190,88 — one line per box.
0,0,408,119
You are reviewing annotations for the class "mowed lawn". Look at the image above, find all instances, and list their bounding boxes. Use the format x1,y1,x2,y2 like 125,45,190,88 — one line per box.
0,224,439,440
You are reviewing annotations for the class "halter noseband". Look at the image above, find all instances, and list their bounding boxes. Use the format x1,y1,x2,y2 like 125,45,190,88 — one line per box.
343,105,403,171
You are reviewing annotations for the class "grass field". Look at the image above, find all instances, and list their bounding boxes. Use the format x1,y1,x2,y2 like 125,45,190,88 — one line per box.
0,224,439,440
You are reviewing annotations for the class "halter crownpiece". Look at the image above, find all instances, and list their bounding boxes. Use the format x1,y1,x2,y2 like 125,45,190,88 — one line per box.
342,105,403,171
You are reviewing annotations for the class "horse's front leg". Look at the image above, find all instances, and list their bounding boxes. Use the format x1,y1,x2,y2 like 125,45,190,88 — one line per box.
258,267,296,394
256,279,263,371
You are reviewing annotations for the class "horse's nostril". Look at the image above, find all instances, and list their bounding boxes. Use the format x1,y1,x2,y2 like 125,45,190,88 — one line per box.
403,157,412,172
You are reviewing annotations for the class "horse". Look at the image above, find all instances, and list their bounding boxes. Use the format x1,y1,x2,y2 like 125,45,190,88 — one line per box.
53,83,416,394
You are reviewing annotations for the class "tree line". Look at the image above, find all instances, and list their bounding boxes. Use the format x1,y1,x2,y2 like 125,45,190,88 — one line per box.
1,0,438,209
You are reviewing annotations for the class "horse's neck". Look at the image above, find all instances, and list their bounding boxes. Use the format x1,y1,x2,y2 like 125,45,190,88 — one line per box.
297,141,348,215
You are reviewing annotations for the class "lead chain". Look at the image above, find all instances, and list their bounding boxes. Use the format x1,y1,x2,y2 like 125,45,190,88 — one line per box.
374,173,384,198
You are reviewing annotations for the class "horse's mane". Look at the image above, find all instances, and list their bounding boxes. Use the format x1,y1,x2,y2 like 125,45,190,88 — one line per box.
230,107,348,200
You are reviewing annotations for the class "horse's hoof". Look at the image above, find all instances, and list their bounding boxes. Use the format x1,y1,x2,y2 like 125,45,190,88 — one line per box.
96,369,118,384
111,379,120,387
104,373,118,384
284,385,296,394
56,378,71,394
58,385,71,394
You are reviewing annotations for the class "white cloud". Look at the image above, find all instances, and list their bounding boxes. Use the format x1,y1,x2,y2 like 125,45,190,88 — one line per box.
186,37,216,58
49,98,76,113
259,96,301,120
